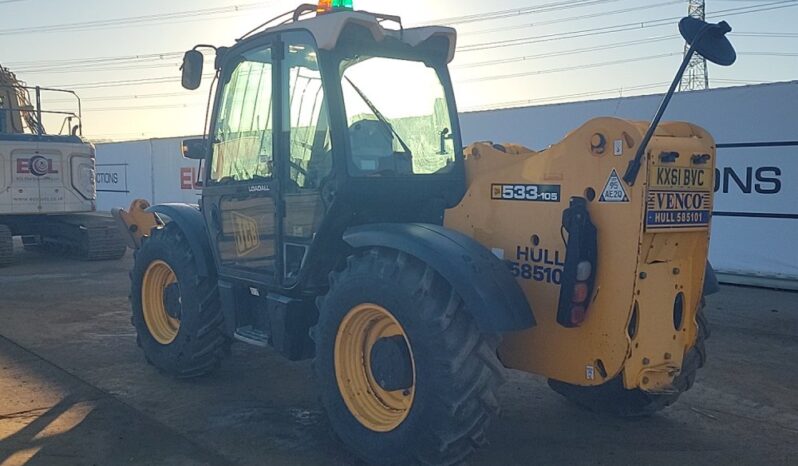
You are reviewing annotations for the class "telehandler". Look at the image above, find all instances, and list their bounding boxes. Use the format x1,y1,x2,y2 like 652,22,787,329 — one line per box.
115,2,735,463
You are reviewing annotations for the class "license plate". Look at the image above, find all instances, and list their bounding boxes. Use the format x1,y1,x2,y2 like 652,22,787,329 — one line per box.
650,166,712,191
646,166,712,231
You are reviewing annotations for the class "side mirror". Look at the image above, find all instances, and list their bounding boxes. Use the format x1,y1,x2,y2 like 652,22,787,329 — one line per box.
679,17,737,66
623,17,736,186
182,138,207,160
181,50,204,90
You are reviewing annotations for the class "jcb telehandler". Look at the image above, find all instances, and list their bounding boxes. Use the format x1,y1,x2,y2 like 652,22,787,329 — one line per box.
115,3,735,463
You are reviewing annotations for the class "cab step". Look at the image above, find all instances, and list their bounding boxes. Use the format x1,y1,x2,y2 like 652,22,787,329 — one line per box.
234,326,270,347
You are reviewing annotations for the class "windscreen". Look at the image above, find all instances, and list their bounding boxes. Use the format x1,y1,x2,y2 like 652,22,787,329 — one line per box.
340,57,455,176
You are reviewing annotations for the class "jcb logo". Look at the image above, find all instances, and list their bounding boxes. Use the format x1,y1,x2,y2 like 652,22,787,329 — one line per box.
232,212,260,257
17,156,59,177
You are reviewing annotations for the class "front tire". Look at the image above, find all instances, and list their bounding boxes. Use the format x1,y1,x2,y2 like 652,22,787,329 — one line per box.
130,223,228,378
314,248,504,465
549,301,710,417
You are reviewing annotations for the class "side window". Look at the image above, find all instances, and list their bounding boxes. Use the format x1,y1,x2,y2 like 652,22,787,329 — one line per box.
281,34,332,281
286,43,331,189
210,47,273,182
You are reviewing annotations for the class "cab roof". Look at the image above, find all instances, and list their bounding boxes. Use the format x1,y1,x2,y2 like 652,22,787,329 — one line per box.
255,10,457,63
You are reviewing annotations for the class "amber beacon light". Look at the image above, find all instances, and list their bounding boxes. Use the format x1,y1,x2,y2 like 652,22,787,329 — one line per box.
317,0,354,13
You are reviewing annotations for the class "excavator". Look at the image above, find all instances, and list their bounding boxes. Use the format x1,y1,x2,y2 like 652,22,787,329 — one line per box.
114,2,735,464
0,65,126,266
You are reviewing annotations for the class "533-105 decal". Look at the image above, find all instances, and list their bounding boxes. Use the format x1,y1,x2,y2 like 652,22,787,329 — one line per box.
492,184,561,202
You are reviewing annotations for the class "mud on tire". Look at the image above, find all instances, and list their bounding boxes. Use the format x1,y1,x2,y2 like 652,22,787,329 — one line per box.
130,222,229,378
548,301,710,417
314,248,504,465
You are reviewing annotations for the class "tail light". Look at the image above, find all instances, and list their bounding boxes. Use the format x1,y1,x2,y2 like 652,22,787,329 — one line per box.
556,197,597,327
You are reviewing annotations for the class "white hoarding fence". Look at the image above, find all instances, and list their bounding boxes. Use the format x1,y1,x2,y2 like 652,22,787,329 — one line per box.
709,141,798,287
96,163,128,194
95,137,201,211
95,82,798,288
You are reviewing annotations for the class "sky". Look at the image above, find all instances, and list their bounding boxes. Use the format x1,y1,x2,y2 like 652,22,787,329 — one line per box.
2,0,796,141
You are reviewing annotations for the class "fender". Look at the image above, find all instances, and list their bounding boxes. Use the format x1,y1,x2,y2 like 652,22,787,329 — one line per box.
148,203,215,279
704,261,720,296
343,223,535,332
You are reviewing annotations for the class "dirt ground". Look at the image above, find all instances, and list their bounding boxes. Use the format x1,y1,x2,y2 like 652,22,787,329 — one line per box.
1,243,796,466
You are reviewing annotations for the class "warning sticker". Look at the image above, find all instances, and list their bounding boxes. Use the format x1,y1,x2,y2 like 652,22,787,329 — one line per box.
599,168,629,202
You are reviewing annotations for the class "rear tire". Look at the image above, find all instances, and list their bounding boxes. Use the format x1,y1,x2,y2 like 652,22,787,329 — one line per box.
130,222,228,378
549,301,709,417
0,225,13,267
314,248,504,465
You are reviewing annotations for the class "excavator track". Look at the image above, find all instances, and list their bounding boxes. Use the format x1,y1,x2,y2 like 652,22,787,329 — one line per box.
0,224,13,267
14,214,127,262
78,224,127,261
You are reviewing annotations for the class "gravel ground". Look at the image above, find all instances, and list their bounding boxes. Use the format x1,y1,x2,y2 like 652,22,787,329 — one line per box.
1,243,796,465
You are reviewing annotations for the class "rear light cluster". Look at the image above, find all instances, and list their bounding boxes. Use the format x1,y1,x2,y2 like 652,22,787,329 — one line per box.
556,197,598,328
568,261,593,325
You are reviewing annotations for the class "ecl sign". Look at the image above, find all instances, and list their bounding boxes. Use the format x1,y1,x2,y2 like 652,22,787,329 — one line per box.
16,156,59,176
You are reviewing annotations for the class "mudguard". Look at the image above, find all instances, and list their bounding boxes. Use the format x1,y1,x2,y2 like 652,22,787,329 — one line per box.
704,261,720,296
343,223,535,332
148,203,215,279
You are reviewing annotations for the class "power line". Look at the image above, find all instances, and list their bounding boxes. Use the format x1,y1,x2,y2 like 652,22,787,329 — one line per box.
17,62,182,75
461,81,673,112
6,51,184,68
9,0,796,77
49,74,212,90
453,35,679,69
458,0,798,52
732,31,798,37
84,103,203,113
13,0,795,108
459,52,681,84
460,0,681,37
0,2,270,36
739,51,798,57
420,0,623,26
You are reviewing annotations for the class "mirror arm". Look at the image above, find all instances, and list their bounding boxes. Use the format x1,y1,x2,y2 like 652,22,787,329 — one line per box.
622,26,710,186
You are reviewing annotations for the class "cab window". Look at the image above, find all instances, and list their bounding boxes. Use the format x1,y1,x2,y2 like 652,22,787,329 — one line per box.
210,47,273,182
286,43,331,189
340,57,455,176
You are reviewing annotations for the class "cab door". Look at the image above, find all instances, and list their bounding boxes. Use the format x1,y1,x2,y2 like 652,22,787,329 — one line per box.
278,31,334,284
202,43,280,284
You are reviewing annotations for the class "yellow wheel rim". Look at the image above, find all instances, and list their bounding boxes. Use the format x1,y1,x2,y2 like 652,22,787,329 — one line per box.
334,303,415,432
141,260,180,345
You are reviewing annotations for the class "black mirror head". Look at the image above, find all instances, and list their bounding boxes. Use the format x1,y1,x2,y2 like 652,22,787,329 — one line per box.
182,138,206,160
181,50,205,90
679,17,737,67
